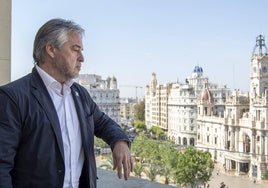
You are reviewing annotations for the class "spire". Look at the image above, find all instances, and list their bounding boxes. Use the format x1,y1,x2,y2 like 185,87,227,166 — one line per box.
252,35,268,56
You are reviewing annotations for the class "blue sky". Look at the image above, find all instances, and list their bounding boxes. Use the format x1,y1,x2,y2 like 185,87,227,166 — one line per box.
12,0,268,98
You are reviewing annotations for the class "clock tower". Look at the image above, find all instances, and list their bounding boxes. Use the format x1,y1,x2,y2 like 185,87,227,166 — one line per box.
250,35,268,102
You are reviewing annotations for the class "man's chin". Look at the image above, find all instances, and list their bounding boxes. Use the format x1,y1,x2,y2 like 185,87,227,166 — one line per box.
73,71,80,78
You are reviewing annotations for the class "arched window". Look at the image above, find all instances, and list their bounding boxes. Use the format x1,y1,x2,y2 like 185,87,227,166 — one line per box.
190,138,195,146
243,134,251,153
183,138,187,146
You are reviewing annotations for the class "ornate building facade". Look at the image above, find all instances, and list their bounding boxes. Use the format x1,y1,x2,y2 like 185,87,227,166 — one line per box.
196,35,268,180
145,67,230,146
76,74,120,123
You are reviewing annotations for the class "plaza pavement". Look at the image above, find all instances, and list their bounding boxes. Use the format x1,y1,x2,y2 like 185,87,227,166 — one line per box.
207,165,268,188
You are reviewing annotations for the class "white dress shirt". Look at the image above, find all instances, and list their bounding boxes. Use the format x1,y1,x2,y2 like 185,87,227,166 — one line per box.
36,66,84,188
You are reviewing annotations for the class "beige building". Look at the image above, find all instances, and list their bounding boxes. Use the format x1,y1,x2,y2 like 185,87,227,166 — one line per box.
120,98,136,120
145,73,172,131
0,0,11,85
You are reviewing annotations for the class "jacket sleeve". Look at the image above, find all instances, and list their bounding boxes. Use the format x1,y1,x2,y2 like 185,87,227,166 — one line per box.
79,86,130,150
0,88,21,188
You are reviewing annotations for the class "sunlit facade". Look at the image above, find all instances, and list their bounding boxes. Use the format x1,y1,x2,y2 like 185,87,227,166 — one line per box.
76,74,120,123
196,35,268,180
145,67,230,146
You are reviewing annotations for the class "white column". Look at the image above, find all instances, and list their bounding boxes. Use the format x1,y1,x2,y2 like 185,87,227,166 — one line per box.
235,127,239,150
231,127,235,151
252,130,256,154
265,133,268,158
0,0,11,85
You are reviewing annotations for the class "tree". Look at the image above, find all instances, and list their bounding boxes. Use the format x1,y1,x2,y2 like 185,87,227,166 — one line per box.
145,164,159,181
175,147,214,188
134,120,146,132
131,133,179,184
94,137,108,148
149,126,166,139
133,161,144,178
134,99,145,121
157,142,178,184
264,169,268,180
99,156,113,170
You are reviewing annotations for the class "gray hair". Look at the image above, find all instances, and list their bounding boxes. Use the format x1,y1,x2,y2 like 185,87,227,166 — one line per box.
33,18,85,64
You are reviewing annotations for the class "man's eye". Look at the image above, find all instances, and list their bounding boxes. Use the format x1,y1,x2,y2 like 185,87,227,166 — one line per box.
74,49,80,53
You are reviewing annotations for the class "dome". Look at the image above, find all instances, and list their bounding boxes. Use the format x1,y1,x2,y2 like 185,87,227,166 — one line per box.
199,86,213,103
193,66,203,73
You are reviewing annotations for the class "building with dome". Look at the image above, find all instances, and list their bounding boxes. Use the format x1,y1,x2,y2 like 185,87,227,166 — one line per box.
145,35,268,180
145,66,230,146
196,35,268,180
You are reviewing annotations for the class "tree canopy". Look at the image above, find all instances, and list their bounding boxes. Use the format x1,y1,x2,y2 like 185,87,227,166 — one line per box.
134,99,145,121
175,146,214,187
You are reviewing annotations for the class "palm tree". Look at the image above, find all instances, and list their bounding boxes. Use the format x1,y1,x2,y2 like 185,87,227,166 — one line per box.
133,161,144,178
145,164,159,181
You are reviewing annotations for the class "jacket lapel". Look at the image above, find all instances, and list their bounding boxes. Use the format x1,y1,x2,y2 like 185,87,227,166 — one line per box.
71,86,93,158
30,68,65,161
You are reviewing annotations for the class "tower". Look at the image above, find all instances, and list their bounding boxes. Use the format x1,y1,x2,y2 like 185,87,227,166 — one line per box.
150,72,157,96
250,35,268,103
0,0,11,85
198,79,214,116
110,76,117,89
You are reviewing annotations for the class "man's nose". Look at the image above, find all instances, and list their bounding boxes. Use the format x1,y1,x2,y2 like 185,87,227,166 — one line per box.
78,52,84,62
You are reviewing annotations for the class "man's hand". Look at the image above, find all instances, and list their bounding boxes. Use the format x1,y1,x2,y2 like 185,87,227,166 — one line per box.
112,140,133,180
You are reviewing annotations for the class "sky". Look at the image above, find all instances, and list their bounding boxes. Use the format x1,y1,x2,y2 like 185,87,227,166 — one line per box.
11,0,268,98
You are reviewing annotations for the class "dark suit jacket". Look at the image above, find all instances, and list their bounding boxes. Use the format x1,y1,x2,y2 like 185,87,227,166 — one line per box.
0,68,129,188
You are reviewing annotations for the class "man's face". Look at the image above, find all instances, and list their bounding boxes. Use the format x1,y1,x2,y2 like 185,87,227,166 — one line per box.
52,31,84,82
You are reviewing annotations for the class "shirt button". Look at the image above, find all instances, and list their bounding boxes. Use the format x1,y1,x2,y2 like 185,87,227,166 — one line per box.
58,169,63,174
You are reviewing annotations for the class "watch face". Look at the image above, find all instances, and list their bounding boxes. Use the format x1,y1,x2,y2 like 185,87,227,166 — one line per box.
262,66,267,73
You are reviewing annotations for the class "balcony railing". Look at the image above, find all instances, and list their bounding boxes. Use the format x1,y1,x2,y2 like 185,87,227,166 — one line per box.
97,168,175,188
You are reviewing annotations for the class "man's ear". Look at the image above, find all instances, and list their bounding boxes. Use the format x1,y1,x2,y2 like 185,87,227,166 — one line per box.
45,44,56,58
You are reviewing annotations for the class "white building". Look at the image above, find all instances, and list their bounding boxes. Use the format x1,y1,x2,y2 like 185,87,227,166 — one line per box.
196,35,268,180
76,74,120,123
145,67,230,146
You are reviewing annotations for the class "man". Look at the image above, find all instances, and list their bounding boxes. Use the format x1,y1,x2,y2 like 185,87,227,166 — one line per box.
0,18,133,188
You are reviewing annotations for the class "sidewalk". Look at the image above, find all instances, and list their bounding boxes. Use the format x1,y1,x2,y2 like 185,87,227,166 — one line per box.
207,166,268,188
